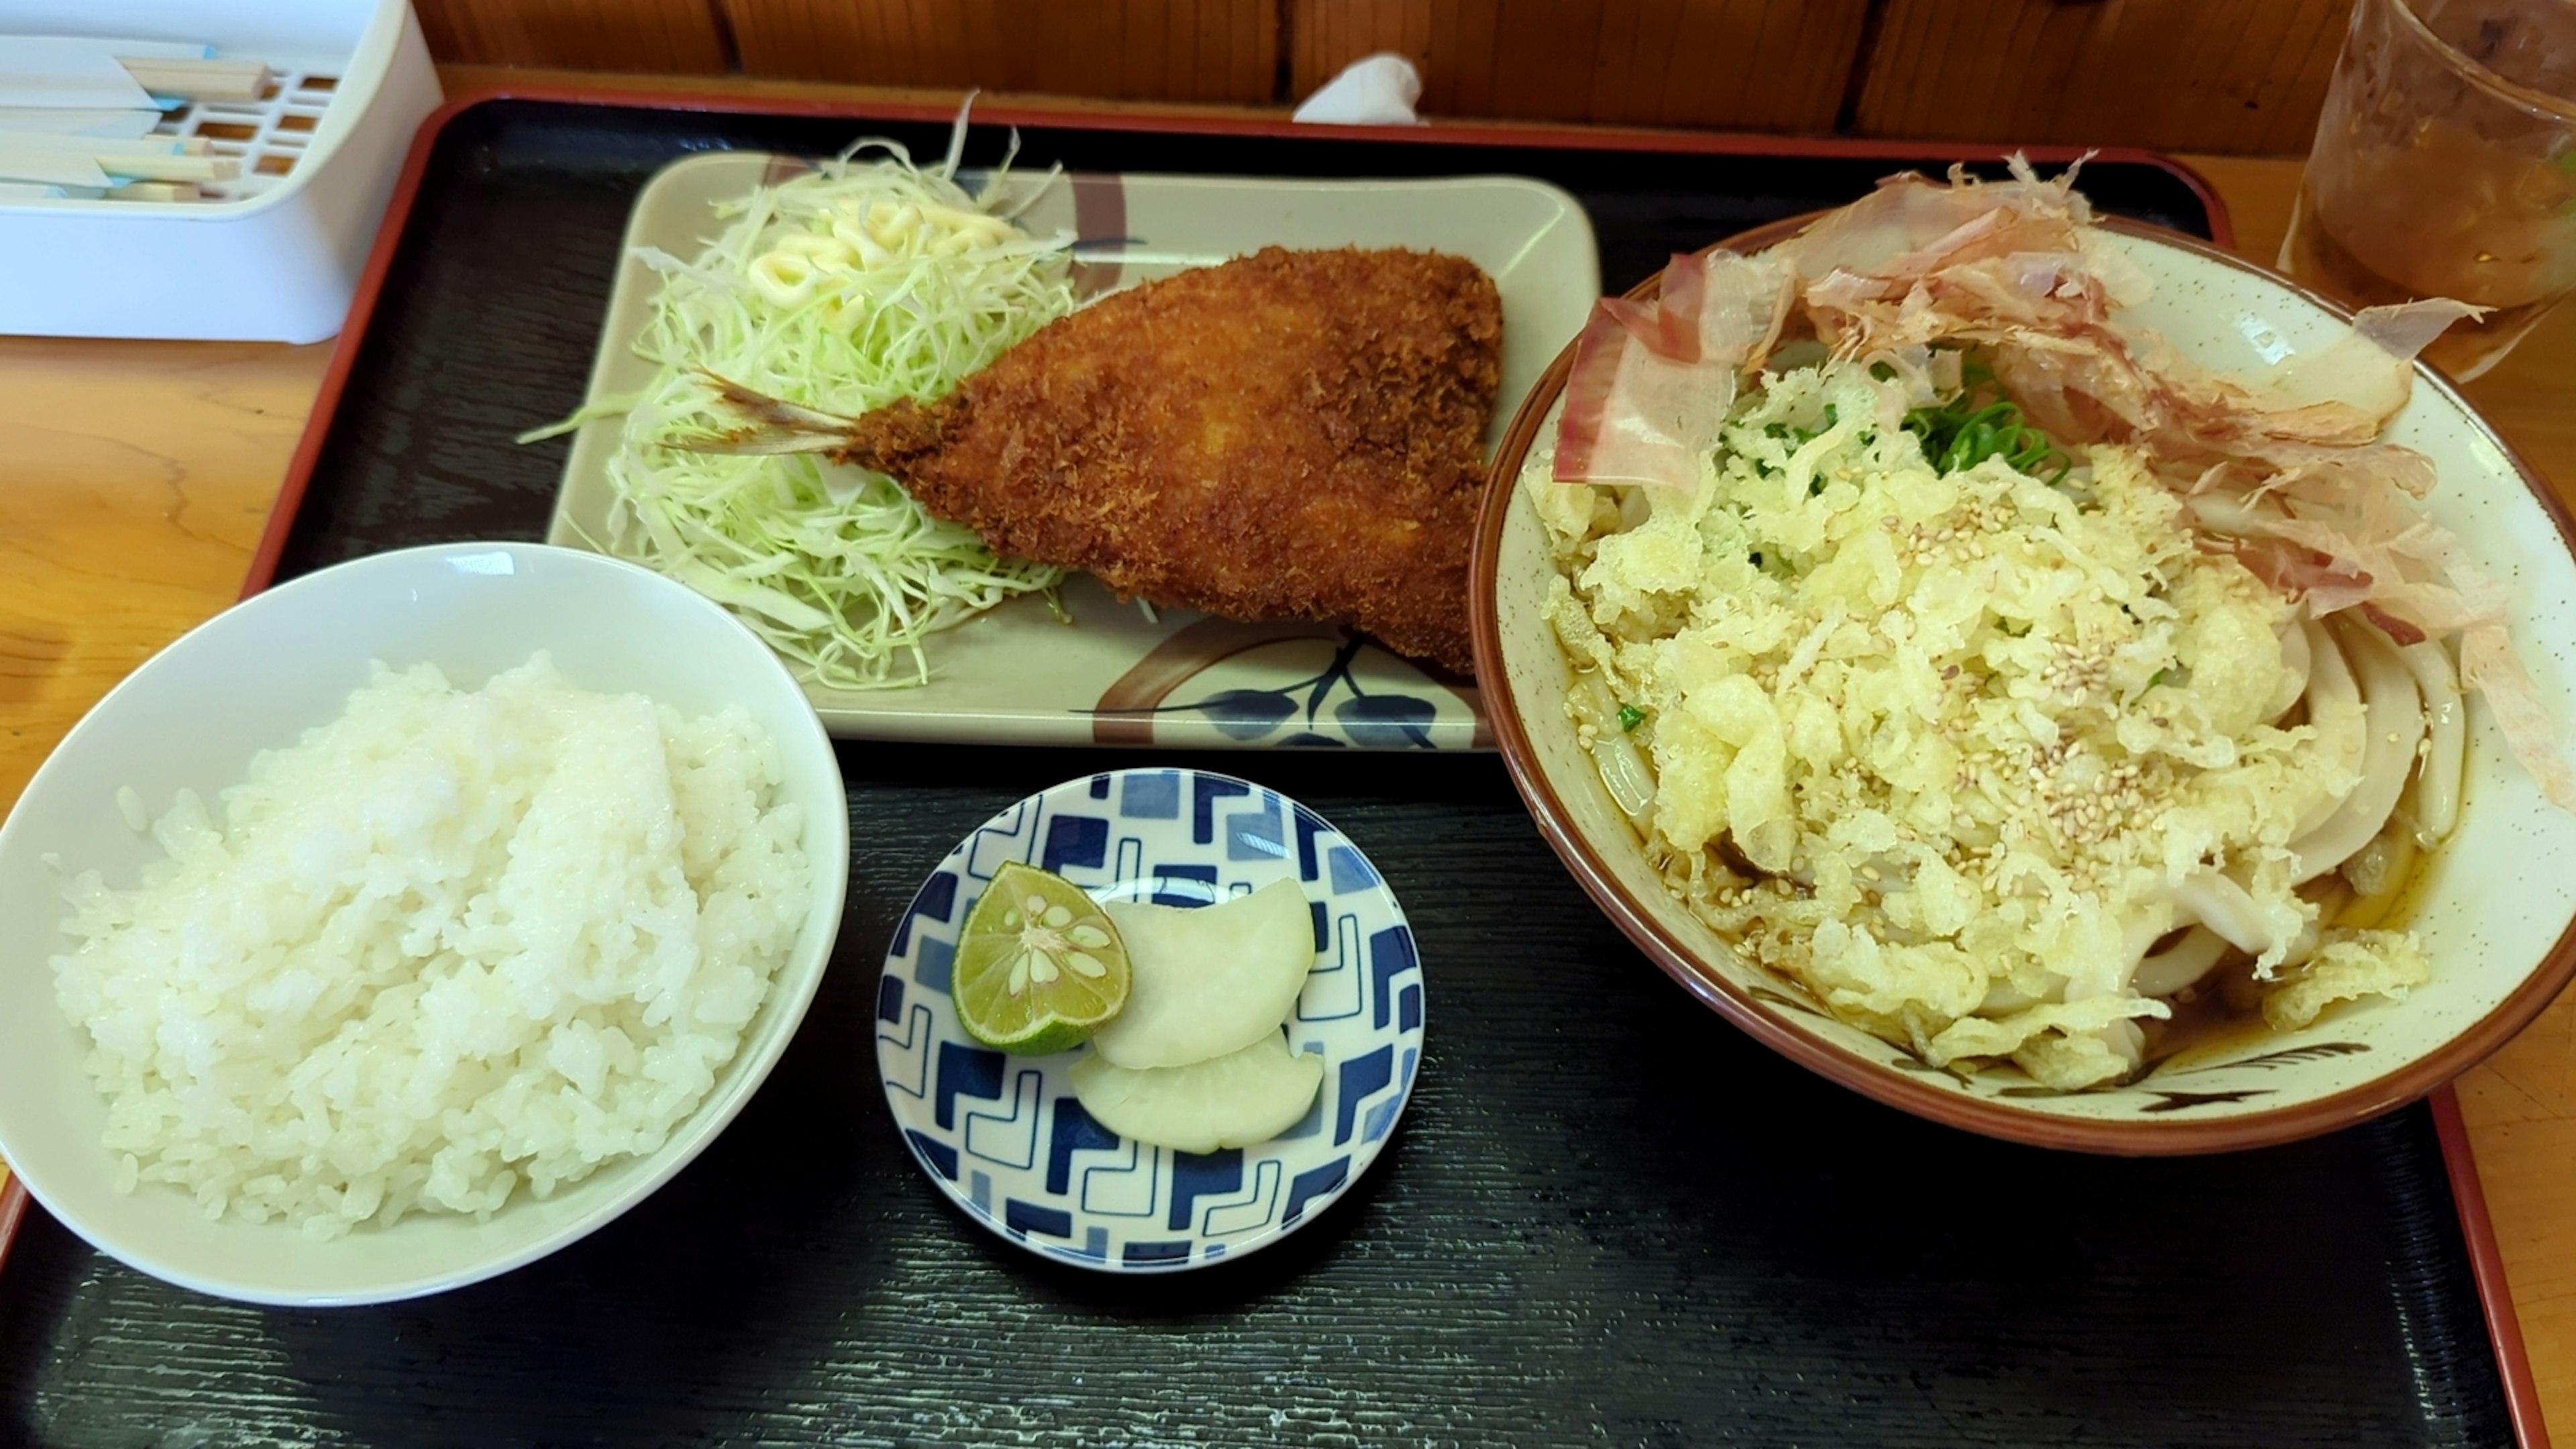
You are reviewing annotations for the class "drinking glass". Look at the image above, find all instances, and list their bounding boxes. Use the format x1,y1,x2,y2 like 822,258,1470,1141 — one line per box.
2282,0,2576,379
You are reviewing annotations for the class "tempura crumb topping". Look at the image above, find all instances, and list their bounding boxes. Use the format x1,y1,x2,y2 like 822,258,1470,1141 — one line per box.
1537,362,2431,1088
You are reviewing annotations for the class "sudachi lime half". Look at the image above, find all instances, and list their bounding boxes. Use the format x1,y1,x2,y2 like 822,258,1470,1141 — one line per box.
951,861,1132,1054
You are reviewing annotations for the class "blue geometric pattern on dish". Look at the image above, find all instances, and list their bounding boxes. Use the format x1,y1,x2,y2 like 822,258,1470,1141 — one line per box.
877,769,1426,1272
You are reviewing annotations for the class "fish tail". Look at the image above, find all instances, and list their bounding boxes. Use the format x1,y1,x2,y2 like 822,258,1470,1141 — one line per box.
678,370,875,461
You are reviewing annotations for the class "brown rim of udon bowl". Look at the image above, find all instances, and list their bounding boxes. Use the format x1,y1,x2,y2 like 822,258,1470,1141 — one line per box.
1469,212,2576,1155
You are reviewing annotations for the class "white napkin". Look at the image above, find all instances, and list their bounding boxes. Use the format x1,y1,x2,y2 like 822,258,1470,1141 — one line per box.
1292,53,1424,125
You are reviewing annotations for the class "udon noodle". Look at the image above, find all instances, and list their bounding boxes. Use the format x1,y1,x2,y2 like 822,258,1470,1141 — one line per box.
1530,162,2573,1089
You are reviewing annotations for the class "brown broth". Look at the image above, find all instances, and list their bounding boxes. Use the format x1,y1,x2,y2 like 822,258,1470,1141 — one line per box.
2141,785,2453,1075
2141,955,2277,1073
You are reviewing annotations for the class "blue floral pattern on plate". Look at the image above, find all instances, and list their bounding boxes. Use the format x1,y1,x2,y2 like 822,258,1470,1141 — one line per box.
877,769,1427,1272
1087,635,1452,749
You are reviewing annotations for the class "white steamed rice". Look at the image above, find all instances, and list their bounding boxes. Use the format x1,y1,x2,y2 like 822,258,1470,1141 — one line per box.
50,654,812,1239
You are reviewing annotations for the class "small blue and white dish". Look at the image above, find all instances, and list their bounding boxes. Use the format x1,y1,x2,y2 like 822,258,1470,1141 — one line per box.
876,768,1426,1272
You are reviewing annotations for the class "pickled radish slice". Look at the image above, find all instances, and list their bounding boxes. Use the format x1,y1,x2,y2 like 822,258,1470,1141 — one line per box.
1069,1030,1324,1155
1089,878,1315,1069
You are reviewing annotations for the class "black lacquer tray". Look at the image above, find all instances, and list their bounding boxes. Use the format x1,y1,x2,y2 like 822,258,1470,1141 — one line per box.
0,95,2530,1448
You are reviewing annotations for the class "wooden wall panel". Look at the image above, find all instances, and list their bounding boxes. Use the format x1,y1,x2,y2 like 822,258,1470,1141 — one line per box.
722,0,1281,104
1853,0,2354,154
410,0,2365,156
1291,0,1874,131
413,0,733,72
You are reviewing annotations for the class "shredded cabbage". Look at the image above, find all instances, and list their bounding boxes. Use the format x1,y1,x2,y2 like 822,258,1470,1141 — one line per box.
535,125,1078,688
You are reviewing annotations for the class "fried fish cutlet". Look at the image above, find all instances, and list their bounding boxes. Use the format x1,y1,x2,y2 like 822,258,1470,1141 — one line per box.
713,246,1501,673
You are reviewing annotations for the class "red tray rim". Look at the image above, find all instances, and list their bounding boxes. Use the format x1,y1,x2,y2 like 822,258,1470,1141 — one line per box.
186,82,2540,1446
0,1171,23,1281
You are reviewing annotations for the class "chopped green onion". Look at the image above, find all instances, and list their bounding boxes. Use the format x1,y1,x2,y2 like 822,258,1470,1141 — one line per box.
1902,380,2072,484
1766,401,1848,457
1617,704,1647,733
1902,350,2038,474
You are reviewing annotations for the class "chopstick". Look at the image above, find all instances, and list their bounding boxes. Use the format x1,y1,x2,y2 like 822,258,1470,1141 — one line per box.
0,131,213,155
0,42,288,203
103,180,197,201
0,144,237,186
0,150,108,188
0,131,230,190
116,56,268,103
97,154,237,182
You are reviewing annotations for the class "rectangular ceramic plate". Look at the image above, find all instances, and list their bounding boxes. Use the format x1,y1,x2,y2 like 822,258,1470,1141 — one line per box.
544,154,1600,751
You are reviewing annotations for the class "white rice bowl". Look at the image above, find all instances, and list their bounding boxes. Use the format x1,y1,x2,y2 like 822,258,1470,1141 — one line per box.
0,543,849,1304
54,655,810,1240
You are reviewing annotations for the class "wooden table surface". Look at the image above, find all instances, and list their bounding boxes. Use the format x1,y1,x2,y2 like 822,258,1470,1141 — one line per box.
4,71,2574,1435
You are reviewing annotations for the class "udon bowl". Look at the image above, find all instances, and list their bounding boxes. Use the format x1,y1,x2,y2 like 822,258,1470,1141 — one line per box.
0,543,850,1301
1472,216,2576,1152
